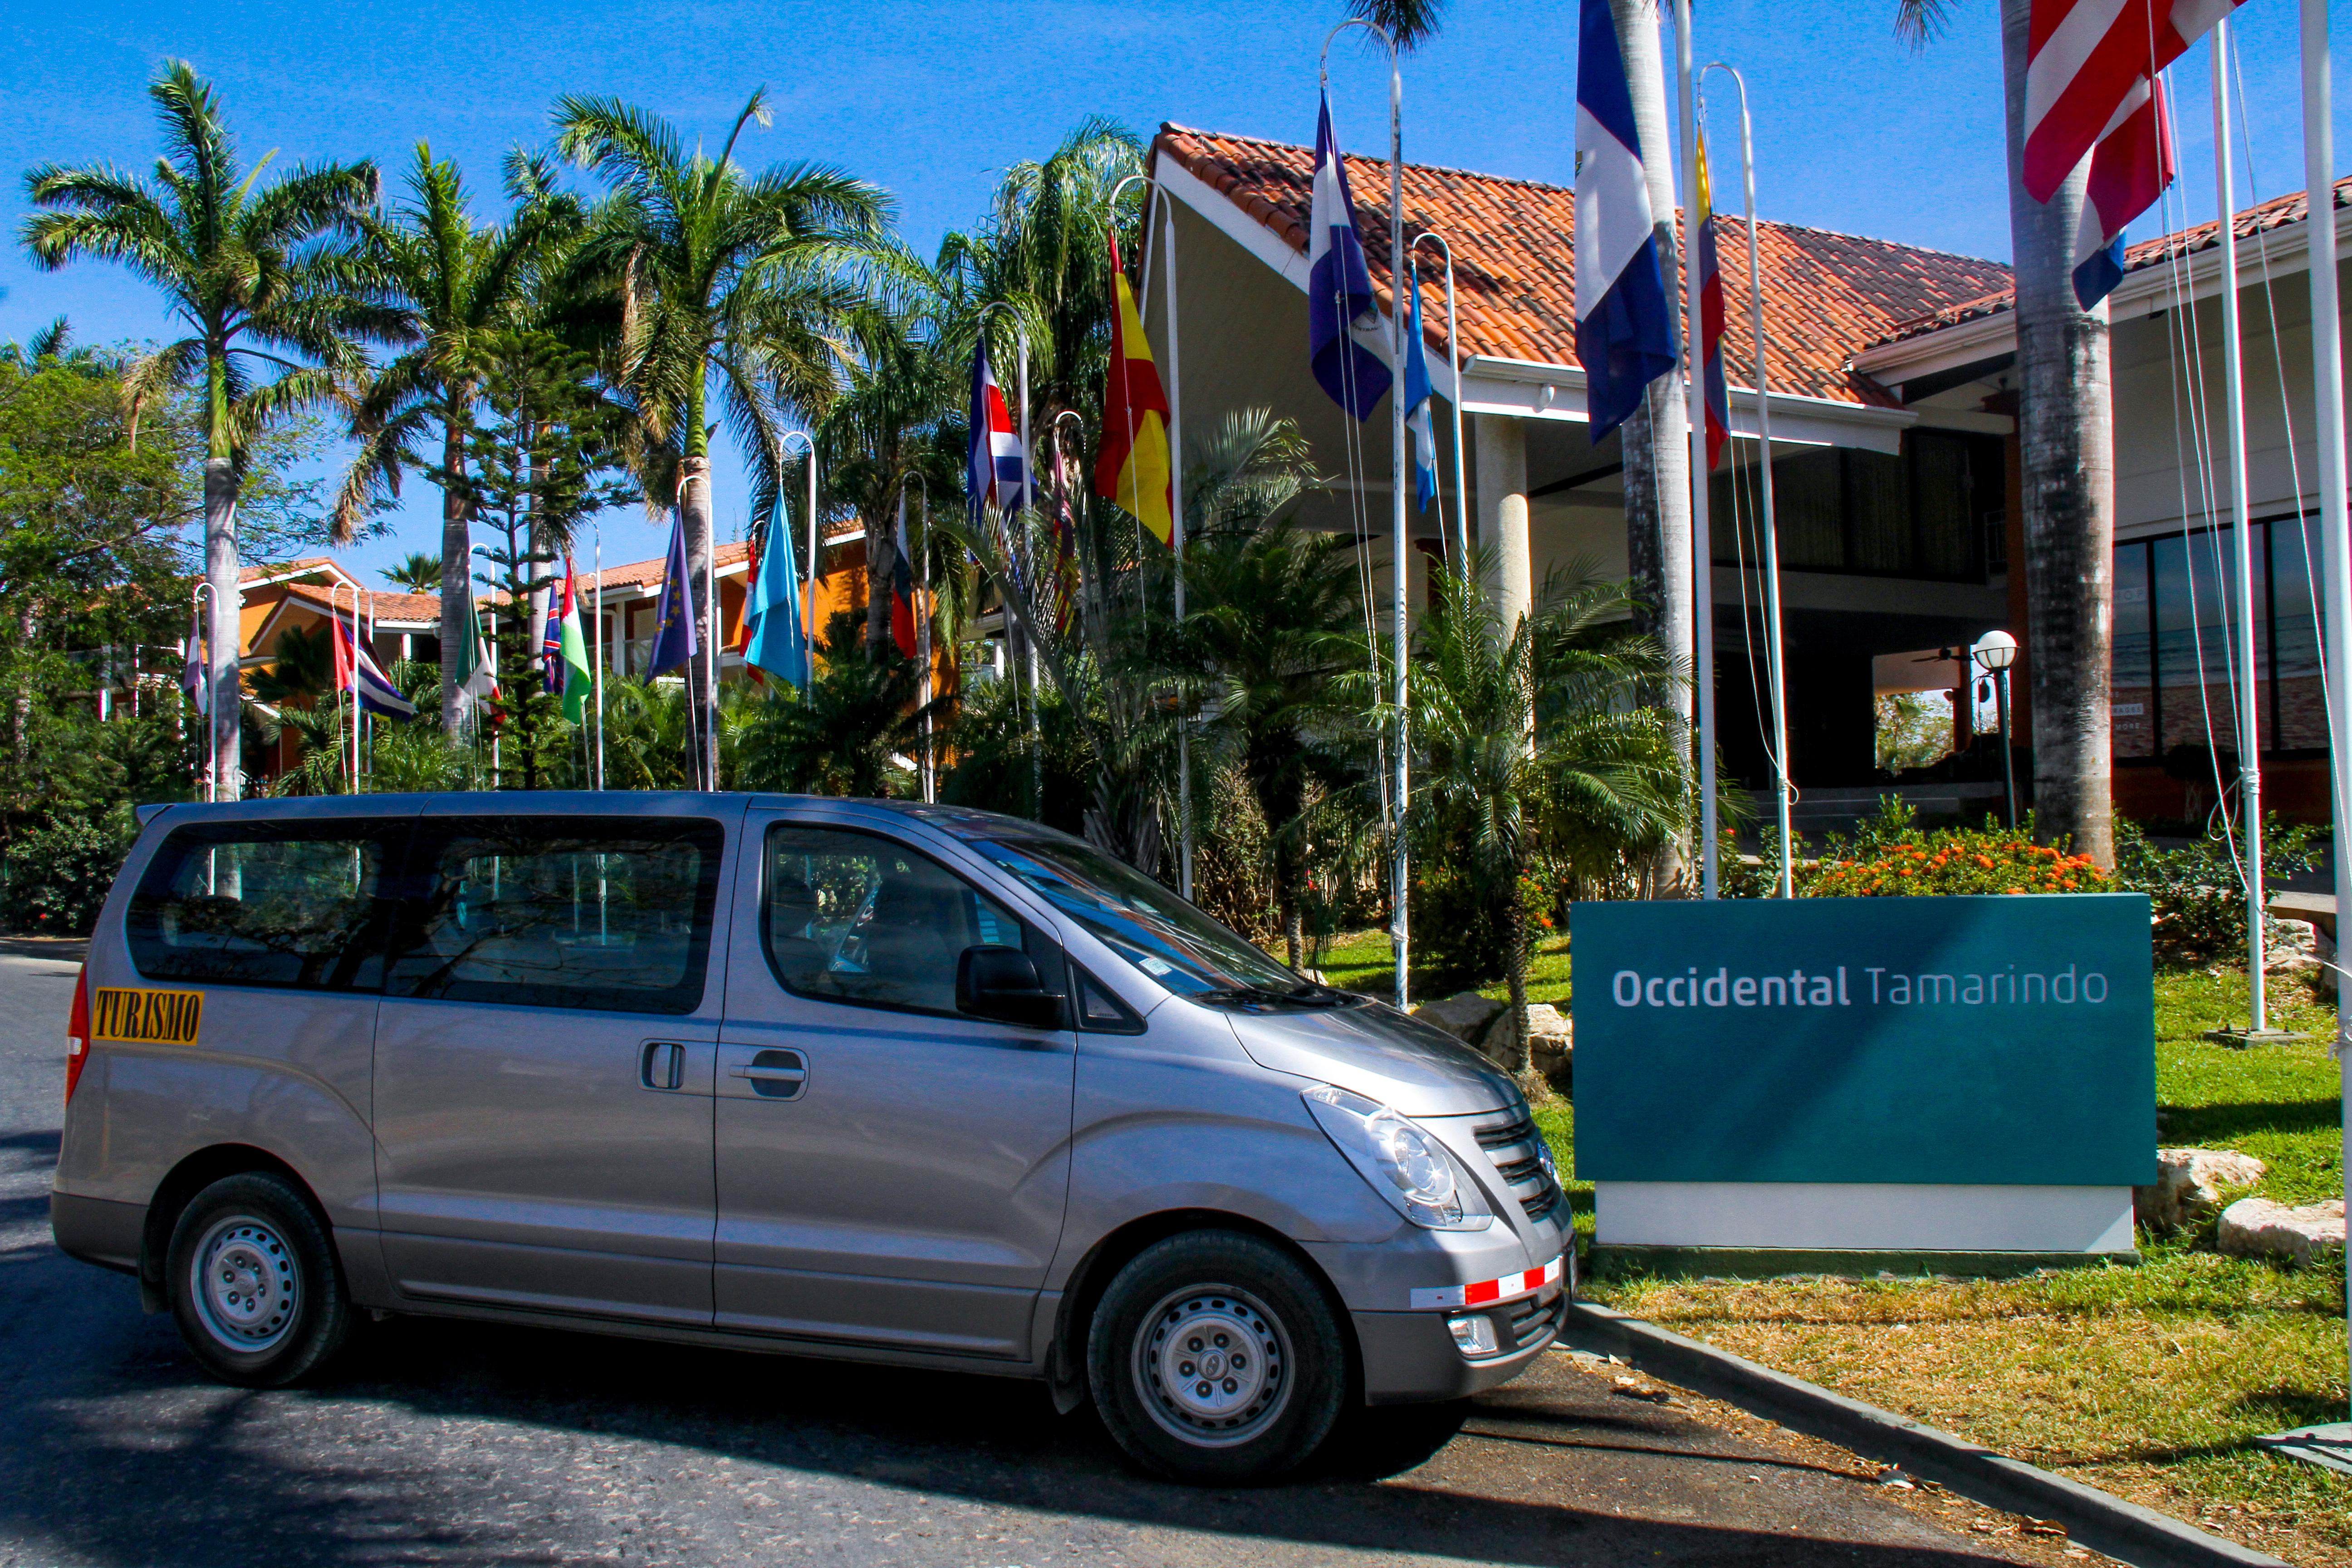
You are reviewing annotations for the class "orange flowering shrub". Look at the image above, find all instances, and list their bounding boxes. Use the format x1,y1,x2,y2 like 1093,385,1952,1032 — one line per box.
1803,832,2110,898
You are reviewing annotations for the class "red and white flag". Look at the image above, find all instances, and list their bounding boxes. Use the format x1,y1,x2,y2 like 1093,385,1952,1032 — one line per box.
2071,74,2176,307
2024,0,2237,202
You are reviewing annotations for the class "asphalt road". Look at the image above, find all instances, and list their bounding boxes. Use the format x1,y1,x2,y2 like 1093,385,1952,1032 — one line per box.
0,937,2071,1568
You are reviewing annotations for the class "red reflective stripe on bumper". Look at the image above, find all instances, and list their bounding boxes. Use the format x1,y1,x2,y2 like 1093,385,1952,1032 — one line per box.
1409,1253,1564,1312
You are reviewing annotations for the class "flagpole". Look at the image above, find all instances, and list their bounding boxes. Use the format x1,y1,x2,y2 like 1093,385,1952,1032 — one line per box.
593,521,604,791
705,529,717,790
1019,321,1043,823
2209,20,2272,1035
2297,0,2352,1432
1317,16,1410,1007
1161,187,1192,903
1410,231,1469,566
329,581,353,795
190,581,215,802
1672,0,1718,898
779,430,817,684
1702,64,1791,898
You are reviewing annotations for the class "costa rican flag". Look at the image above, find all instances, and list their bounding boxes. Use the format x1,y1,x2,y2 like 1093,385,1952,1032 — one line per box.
967,338,1029,521
1307,90,1392,421
2072,74,2175,308
1573,0,1678,442
2024,0,2238,204
331,613,416,720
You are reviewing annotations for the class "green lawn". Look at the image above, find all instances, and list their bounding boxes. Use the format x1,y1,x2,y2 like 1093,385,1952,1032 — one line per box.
1313,932,2346,1563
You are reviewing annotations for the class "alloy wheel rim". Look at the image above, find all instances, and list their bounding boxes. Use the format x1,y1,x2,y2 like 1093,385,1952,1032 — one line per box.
1132,1284,1291,1448
191,1215,299,1353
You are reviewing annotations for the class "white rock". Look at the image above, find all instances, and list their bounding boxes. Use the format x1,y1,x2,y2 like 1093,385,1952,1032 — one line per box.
2217,1196,2346,1266
2134,1149,2268,1232
1411,991,1504,1045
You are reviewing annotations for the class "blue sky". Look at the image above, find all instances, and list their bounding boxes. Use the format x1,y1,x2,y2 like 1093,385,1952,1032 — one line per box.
2,0,2345,584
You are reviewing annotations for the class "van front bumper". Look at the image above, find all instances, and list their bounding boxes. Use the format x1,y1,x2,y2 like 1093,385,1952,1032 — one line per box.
1352,1279,1568,1404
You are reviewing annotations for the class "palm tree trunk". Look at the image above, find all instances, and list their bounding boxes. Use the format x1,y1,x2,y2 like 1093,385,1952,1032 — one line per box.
204,455,242,800
679,452,715,786
438,417,469,735
2001,0,2115,865
1501,886,1532,1078
1611,0,1693,895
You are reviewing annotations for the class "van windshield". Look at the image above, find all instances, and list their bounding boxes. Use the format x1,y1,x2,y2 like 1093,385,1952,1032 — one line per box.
973,836,1319,1002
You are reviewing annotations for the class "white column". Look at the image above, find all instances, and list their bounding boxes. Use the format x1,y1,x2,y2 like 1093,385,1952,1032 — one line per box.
1475,413,1533,633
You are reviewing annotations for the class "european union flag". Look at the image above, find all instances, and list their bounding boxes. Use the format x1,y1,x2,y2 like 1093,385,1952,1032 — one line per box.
646,513,698,680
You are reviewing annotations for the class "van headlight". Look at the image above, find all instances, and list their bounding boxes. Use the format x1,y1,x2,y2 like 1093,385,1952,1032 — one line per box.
1303,1084,1492,1230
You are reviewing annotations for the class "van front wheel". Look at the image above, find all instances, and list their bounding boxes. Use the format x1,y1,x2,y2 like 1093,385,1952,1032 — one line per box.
1087,1231,1347,1484
165,1172,350,1388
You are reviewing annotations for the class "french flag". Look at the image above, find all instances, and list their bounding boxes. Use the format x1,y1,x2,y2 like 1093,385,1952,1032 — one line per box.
967,338,1029,520
1573,0,1677,442
1307,91,1392,421
2071,74,2175,308
2024,0,2238,204
331,615,416,720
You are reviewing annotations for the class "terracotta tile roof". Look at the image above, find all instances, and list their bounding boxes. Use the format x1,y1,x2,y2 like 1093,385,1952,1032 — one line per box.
279,580,441,624
586,540,752,594
1875,174,2352,346
1155,123,2013,408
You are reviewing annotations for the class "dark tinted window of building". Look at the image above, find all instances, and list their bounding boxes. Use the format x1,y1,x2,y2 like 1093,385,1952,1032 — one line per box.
386,817,722,1014
127,821,405,990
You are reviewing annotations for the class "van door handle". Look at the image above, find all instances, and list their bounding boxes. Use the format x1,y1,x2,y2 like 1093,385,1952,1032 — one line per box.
639,1041,685,1092
722,1047,808,1100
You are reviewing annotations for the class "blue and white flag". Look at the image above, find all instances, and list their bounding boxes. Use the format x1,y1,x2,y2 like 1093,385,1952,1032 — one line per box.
1573,0,1678,442
1404,266,1438,513
1308,92,1392,421
331,615,416,720
967,337,1029,521
645,512,698,680
742,493,809,689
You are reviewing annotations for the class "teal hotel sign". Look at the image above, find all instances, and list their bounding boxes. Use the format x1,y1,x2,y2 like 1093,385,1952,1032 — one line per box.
1570,895,2155,1259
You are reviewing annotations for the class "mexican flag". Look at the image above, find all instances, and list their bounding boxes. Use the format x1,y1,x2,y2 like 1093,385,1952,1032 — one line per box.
555,555,593,724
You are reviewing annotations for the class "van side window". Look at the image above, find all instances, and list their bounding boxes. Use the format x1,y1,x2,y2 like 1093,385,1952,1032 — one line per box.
764,824,1028,1016
386,818,722,1014
126,822,403,990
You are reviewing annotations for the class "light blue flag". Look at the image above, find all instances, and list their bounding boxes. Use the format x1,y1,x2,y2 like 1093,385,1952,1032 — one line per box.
742,495,808,689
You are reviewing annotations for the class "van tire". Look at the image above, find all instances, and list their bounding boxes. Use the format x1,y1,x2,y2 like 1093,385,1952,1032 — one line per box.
165,1172,350,1388
1086,1230,1346,1484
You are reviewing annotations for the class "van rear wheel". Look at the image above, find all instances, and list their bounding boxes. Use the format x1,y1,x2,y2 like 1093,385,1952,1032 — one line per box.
1087,1231,1346,1484
165,1172,350,1388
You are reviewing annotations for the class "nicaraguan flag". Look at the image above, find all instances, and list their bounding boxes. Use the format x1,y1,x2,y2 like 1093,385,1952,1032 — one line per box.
646,512,698,680
1573,0,1677,442
968,337,1029,521
1404,266,1438,513
742,492,808,689
331,613,416,720
1308,91,1392,421
2070,74,2173,309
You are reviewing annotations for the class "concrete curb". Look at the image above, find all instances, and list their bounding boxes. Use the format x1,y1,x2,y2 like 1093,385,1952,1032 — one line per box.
1563,1300,2288,1568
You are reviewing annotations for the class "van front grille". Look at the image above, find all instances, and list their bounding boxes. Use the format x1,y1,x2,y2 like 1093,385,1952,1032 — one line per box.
1505,1286,1563,1350
1472,1113,1563,1226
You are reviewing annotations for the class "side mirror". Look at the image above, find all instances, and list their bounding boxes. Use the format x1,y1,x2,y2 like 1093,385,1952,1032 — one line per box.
956,944,1063,1029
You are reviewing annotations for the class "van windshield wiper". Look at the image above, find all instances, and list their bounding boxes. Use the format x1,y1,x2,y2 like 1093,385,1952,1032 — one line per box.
1195,983,1360,1009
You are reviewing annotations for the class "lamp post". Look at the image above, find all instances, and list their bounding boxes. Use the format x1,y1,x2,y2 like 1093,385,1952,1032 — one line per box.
1972,630,2017,831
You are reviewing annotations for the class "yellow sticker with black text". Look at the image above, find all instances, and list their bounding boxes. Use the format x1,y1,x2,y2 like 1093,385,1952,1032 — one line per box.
90,987,203,1047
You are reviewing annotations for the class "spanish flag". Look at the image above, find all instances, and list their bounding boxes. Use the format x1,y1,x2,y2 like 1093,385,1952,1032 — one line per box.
1094,229,1173,546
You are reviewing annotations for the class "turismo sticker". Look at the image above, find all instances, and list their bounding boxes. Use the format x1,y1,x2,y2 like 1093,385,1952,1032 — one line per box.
89,988,203,1046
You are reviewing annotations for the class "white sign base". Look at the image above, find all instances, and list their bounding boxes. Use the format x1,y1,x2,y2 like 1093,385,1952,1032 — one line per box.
1596,1182,2136,1254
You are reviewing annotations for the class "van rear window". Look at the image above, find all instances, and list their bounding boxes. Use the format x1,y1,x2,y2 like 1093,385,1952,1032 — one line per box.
384,817,722,1014
127,822,403,990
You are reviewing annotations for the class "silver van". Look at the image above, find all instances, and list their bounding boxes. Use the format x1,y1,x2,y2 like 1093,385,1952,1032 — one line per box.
52,793,1568,1482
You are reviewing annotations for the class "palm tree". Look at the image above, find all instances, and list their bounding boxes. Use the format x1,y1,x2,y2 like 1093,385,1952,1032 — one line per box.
733,611,930,797
1894,0,2112,864
22,61,392,800
337,145,563,733
381,551,442,593
552,89,890,752
1409,556,1686,1077
1166,417,1357,967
